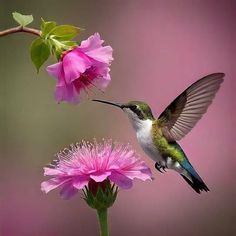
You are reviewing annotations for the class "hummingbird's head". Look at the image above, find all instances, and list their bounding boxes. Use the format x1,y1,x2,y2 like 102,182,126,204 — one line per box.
121,101,154,121
92,99,154,129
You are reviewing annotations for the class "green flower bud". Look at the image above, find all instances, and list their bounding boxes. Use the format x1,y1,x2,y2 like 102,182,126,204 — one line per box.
82,179,118,210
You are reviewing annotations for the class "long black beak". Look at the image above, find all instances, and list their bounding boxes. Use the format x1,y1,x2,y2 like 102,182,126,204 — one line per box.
92,99,123,109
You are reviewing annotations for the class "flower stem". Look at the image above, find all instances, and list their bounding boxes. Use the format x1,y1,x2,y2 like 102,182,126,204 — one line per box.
97,208,109,236
0,26,40,37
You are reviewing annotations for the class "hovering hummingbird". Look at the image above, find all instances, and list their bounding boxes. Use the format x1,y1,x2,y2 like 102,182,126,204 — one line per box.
93,73,224,193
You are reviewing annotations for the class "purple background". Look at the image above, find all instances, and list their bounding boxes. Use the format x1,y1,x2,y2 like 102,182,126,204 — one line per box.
1,0,235,235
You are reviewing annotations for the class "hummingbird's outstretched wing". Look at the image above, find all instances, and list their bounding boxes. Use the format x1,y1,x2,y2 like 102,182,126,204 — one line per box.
158,73,224,141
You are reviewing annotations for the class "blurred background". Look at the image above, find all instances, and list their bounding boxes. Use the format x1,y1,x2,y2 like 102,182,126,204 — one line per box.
1,0,235,235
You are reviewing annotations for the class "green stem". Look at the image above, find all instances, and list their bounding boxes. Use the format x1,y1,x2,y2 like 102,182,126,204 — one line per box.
97,208,109,236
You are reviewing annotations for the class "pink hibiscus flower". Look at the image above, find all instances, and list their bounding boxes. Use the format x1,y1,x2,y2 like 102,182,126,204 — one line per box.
47,33,113,104
41,140,152,200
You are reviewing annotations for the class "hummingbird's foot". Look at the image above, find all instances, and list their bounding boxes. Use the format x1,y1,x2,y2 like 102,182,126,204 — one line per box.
155,162,164,173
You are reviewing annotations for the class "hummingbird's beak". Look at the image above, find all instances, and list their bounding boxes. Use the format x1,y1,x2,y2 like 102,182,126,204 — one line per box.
92,99,123,109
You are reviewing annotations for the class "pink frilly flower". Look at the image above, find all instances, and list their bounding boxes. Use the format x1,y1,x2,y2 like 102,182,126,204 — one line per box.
47,33,113,104
41,140,152,200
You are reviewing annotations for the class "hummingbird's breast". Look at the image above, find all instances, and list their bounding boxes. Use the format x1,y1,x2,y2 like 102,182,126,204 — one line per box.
135,119,164,163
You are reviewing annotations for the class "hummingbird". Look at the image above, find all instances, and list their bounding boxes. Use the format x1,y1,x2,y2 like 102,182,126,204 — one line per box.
93,73,224,193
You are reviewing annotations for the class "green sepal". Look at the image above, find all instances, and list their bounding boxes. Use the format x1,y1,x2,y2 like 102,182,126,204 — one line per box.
47,39,77,60
12,12,33,27
40,19,57,38
83,182,118,210
30,38,50,72
49,25,81,40
60,41,77,47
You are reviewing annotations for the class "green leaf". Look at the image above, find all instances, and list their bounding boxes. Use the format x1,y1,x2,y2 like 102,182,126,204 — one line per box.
49,25,80,40
30,38,50,72
40,19,57,37
12,12,33,27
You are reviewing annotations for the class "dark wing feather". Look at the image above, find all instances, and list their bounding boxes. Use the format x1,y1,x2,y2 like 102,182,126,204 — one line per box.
158,73,224,141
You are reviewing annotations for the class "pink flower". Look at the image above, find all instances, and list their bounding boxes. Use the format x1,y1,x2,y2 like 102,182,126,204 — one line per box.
47,33,113,104
41,140,152,199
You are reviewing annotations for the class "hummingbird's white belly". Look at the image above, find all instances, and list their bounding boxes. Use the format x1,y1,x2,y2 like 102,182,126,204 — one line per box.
135,119,164,163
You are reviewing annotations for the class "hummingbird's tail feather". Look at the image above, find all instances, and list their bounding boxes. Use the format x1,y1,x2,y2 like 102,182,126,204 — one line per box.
180,159,209,193
181,174,209,194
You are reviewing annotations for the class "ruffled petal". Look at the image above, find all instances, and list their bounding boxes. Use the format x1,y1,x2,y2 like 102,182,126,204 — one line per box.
85,46,113,64
93,73,111,89
140,167,153,177
47,62,65,86
109,171,133,189
63,50,91,84
79,33,113,64
119,168,152,181
43,167,64,176
85,62,111,89
79,33,104,51
54,83,80,104
60,182,78,200
41,178,68,193
90,171,111,182
72,176,90,189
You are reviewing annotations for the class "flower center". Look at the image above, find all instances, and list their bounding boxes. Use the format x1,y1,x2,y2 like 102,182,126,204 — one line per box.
73,66,99,92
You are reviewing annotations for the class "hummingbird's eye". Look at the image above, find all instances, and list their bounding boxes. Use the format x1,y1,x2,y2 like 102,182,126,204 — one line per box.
128,105,144,119
129,105,137,112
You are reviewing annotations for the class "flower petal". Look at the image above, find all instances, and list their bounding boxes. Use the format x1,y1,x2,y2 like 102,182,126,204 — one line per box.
72,176,90,189
109,171,133,189
63,50,91,84
84,46,113,64
47,62,65,86
54,83,80,104
90,171,111,182
80,33,104,51
43,167,64,176
120,169,152,181
93,73,111,89
140,167,153,178
60,182,78,200
79,33,113,64
89,63,111,89
41,178,68,193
